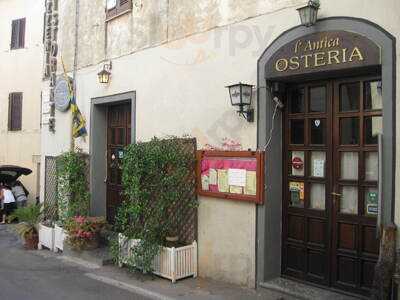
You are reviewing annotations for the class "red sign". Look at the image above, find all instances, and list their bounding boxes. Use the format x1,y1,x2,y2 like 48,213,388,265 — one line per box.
292,157,304,170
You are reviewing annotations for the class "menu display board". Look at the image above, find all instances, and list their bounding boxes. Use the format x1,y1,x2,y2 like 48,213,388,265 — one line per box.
196,150,265,204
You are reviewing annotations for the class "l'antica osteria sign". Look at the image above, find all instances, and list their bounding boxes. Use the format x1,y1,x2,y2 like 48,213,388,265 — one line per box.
265,31,381,79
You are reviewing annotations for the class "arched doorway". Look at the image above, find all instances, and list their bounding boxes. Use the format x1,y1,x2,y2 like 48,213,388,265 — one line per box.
256,17,396,296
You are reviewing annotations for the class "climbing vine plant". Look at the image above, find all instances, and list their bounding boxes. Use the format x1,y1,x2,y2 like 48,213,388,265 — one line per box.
113,137,197,273
56,149,90,225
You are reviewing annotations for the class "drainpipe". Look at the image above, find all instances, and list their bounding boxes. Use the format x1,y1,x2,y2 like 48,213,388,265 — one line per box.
71,0,80,151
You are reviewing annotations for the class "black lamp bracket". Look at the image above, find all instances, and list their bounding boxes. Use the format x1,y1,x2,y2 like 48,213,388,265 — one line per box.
103,61,112,72
237,108,254,122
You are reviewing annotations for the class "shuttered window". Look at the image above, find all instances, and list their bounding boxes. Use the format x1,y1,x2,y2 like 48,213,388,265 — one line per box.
106,0,132,20
8,93,23,131
11,18,26,49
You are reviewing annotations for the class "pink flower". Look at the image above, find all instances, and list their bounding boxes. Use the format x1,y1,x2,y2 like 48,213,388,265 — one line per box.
75,216,86,224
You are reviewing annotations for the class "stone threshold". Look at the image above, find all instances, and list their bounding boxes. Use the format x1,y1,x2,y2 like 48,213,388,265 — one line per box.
259,277,364,300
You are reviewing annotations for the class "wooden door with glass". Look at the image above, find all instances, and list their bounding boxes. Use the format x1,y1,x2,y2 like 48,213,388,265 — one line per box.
282,76,382,296
106,103,131,223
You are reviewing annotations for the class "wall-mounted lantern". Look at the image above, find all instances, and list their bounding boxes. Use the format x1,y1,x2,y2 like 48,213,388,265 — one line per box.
226,82,254,122
98,61,112,84
297,0,320,27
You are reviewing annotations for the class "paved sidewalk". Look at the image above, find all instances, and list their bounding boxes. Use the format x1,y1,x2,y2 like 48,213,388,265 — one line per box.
35,249,298,300
0,225,148,300
2,225,360,300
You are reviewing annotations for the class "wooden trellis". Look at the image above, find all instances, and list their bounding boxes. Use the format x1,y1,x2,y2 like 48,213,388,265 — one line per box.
169,138,198,244
44,156,58,222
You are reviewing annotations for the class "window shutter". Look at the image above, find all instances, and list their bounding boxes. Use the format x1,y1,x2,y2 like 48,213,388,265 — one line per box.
10,18,25,49
11,20,19,49
106,0,131,20
18,18,26,48
42,13,46,43
8,93,22,131
117,0,132,14
8,94,12,130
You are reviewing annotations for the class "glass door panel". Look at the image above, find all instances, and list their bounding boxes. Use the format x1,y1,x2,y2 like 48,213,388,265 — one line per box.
311,151,326,178
340,152,359,180
339,186,358,215
365,152,378,181
340,117,359,145
310,183,325,210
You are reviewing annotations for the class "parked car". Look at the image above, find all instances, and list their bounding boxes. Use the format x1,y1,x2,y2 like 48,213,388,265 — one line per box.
0,165,32,207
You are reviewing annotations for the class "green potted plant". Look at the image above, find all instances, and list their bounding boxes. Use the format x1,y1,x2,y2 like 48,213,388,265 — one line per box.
11,204,42,250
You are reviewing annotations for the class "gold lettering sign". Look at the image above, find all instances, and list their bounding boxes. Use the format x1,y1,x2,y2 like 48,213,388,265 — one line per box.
275,39,365,72
265,31,380,80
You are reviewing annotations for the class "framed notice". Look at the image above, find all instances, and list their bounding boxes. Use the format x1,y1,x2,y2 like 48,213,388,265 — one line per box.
196,150,265,204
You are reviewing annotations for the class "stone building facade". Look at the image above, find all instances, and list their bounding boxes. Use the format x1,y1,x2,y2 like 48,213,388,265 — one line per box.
0,0,43,200
41,0,400,295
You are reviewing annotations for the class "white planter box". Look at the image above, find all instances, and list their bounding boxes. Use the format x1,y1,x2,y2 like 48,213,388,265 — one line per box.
38,224,54,250
54,224,67,252
118,234,198,283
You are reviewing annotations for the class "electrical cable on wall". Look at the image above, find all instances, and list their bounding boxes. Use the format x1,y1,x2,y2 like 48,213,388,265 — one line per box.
259,83,284,151
263,100,280,151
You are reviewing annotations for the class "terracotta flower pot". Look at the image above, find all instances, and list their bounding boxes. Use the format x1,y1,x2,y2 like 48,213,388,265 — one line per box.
24,233,39,250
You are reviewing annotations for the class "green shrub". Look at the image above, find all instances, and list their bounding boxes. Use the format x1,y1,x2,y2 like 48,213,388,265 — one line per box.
113,137,197,273
57,149,90,224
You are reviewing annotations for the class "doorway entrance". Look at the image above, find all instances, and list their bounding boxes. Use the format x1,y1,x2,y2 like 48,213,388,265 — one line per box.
282,76,382,295
106,103,131,223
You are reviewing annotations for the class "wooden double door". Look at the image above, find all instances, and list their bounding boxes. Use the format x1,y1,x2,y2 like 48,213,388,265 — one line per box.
106,103,131,223
282,76,382,295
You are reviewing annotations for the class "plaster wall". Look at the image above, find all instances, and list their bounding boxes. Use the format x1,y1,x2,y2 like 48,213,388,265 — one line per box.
0,0,43,200
41,0,400,288
58,0,305,72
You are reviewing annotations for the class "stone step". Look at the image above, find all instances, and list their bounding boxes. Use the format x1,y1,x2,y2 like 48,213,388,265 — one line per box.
63,245,113,267
259,277,362,300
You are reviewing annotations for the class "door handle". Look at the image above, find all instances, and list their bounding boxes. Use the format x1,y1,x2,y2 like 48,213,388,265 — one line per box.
331,192,342,197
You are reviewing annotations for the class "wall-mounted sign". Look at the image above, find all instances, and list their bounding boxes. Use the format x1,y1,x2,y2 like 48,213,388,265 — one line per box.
54,77,71,112
265,31,381,79
292,157,304,170
43,0,59,132
196,150,265,204
289,181,304,207
366,191,378,216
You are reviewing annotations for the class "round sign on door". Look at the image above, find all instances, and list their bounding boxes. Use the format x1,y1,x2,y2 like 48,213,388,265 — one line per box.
292,156,304,170
291,152,305,176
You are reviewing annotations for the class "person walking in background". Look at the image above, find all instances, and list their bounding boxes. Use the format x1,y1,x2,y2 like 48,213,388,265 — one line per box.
12,181,28,208
0,187,3,224
0,185,16,224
